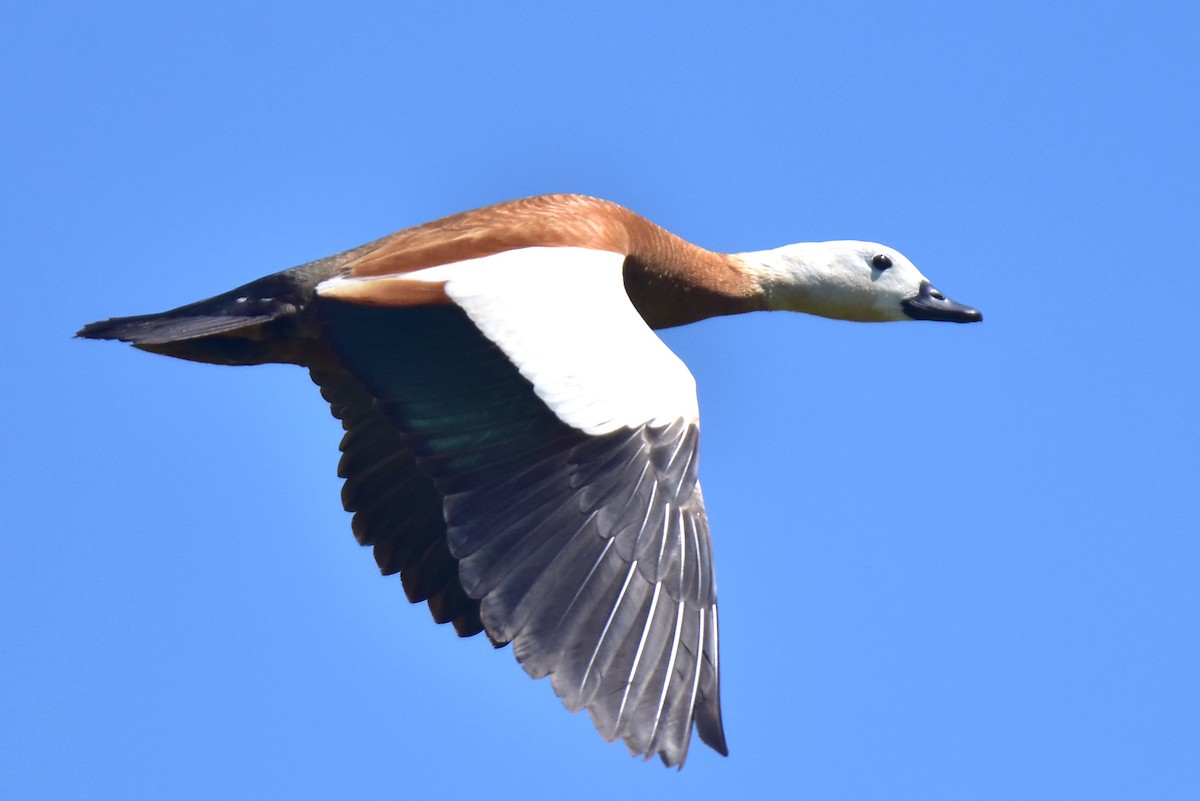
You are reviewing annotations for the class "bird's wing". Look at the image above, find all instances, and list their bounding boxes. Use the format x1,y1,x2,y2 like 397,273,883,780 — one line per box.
308,363,483,636
315,246,726,766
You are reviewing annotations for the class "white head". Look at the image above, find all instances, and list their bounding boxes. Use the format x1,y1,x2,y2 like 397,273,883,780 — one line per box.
738,241,982,323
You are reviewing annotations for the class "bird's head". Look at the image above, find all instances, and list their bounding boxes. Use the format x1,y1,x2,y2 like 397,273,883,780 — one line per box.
739,241,982,324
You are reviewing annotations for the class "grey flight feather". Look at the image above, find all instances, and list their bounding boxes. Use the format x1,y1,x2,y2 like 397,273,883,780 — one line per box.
318,300,726,766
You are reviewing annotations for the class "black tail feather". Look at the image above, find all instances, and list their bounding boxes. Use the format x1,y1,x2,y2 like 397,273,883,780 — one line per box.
76,308,281,346
77,264,334,366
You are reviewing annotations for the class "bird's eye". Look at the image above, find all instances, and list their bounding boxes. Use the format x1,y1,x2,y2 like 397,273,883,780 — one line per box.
872,254,893,270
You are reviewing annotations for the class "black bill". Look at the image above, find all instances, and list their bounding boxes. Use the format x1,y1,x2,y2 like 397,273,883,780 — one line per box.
902,280,983,323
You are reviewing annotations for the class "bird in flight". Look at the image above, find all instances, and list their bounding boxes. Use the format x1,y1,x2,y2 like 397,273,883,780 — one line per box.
79,194,981,767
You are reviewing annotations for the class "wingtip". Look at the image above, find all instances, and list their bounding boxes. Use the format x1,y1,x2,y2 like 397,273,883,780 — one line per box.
696,713,728,757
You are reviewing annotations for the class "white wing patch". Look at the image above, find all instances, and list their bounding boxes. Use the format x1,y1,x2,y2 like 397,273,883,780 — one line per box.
319,247,699,435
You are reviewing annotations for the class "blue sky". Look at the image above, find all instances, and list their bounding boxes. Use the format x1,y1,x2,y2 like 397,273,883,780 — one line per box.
4,1,1197,798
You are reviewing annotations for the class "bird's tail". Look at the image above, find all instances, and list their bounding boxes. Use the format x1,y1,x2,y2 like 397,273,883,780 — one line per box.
77,259,341,366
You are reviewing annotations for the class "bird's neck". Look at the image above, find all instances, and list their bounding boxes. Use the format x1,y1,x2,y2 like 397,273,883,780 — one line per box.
621,222,768,330
734,245,863,322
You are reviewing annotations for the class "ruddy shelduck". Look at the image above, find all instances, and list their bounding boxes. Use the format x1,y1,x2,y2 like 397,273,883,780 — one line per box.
79,194,981,767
